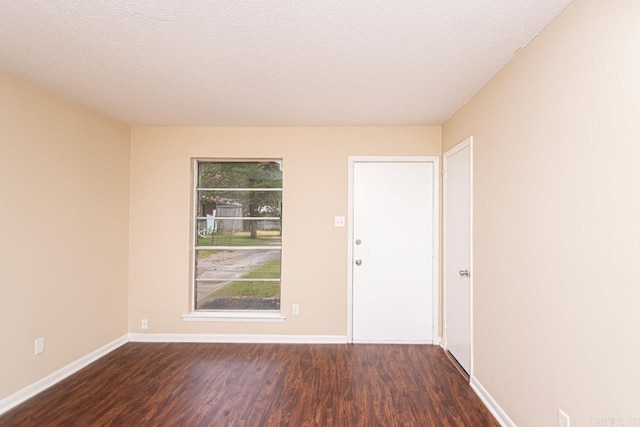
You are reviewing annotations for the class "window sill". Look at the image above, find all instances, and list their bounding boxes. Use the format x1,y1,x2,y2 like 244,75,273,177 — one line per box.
181,311,286,323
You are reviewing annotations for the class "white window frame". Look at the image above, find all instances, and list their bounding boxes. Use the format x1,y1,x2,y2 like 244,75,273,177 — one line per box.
182,158,285,322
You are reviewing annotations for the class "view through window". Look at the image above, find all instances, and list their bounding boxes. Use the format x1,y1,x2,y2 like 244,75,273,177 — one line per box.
193,160,282,311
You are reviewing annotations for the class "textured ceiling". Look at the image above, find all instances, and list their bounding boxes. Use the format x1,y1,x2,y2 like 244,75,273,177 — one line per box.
0,1,572,126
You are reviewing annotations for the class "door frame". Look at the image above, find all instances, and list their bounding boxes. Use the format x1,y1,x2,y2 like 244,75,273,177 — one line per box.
443,137,474,378
347,156,440,344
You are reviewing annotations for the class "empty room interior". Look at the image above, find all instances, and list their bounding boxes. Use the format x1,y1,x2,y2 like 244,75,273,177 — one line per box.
1,0,638,426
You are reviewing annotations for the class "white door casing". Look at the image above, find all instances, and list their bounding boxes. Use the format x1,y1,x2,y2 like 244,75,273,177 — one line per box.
443,137,473,375
348,157,439,344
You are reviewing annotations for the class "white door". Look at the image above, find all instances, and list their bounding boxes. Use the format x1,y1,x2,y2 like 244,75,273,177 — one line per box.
444,138,473,374
352,160,436,343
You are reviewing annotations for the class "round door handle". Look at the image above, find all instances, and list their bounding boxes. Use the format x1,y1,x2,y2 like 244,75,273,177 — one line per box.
459,269,470,277
355,259,362,266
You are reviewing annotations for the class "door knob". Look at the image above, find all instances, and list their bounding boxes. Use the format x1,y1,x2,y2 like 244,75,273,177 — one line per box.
459,269,470,277
355,239,362,245
355,259,362,266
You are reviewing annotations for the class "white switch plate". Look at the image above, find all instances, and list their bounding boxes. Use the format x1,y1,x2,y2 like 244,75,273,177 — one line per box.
35,337,45,355
141,318,148,330
558,409,570,427
334,216,345,227
292,304,300,315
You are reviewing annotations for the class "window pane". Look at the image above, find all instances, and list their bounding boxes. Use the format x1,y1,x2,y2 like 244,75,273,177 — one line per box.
196,280,281,311
196,219,281,246
195,249,281,281
197,190,282,219
198,162,282,189
193,160,282,313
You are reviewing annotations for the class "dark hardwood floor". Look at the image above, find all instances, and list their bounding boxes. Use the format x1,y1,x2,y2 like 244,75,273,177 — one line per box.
0,343,498,426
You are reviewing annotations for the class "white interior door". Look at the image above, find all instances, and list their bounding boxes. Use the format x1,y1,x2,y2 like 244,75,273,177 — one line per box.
352,160,435,343
444,138,473,374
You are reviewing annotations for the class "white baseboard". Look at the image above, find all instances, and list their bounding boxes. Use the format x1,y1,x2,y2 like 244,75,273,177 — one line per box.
470,376,517,427
351,339,434,344
128,333,348,344
0,334,128,416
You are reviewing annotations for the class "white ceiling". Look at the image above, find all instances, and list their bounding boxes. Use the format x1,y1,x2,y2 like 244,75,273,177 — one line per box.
0,1,571,126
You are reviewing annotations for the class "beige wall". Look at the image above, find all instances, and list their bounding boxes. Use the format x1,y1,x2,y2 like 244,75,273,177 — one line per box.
443,0,640,425
0,71,130,400
129,127,441,335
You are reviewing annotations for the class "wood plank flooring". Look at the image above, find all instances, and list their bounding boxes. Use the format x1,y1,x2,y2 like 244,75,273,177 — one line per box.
0,343,498,426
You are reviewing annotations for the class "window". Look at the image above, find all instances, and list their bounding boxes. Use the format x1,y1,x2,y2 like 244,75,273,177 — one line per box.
192,160,282,312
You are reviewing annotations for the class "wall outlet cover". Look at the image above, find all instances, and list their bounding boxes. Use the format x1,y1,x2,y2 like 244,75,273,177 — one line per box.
558,409,570,427
35,337,45,355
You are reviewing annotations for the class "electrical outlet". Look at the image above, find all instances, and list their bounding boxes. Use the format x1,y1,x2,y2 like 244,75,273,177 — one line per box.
558,409,570,427
35,337,45,355
334,216,345,227
292,304,300,315
141,318,148,330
